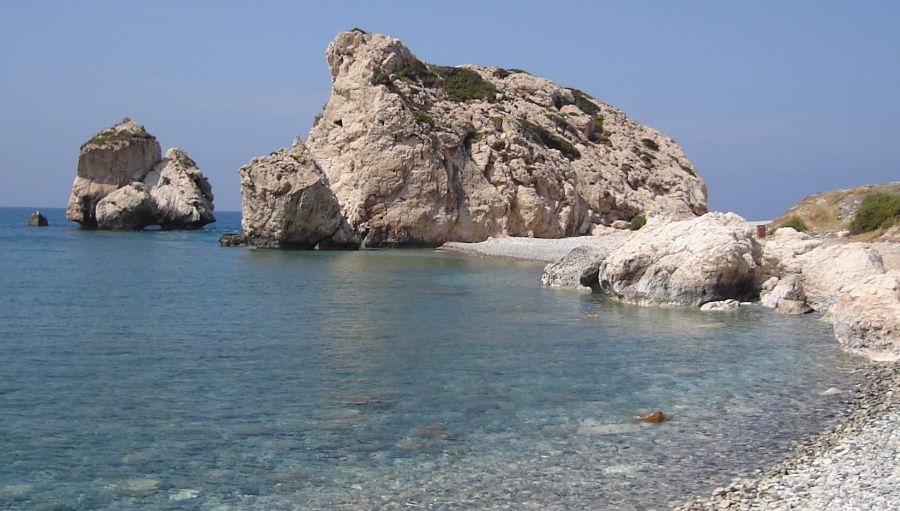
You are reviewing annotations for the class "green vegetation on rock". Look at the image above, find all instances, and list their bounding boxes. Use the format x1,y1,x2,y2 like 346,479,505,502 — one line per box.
431,66,496,102
567,88,600,116
491,140,506,151
630,214,647,230
412,111,435,131
588,114,612,145
81,129,153,149
519,118,581,160
493,68,530,79
850,192,900,234
641,138,660,151
780,215,808,232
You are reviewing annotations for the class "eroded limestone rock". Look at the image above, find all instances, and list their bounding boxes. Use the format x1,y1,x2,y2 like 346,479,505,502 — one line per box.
238,138,357,249
95,183,155,230
831,270,900,361
66,119,215,230
143,148,215,229
594,213,761,306
298,30,707,247
541,245,613,289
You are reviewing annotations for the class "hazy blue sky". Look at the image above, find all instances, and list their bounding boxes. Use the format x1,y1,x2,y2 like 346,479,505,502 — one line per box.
2,1,898,219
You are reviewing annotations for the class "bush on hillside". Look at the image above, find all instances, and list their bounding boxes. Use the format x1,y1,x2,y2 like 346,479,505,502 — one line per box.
850,192,900,234
431,66,496,102
780,215,808,232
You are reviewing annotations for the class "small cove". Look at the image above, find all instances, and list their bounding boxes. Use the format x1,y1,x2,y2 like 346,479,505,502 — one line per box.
0,208,863,510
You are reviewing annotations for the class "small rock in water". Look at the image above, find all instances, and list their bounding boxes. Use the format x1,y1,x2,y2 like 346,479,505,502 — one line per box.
577,423,642,435
27,211,48,226
700,299,741,312
169,488,200,501
820,387,843,396
119,478,160,498
219,231,252,247
635,410,668,423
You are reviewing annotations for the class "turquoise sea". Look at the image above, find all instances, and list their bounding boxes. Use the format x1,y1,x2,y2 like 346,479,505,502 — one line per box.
0,207,862,510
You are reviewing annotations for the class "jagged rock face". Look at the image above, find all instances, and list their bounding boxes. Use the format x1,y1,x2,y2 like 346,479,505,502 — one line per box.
66,119,161,227
66,119,215,230
239,139,357,248
593,213,761,306
143,148,215,229
304,30,707,247
95,183,155,230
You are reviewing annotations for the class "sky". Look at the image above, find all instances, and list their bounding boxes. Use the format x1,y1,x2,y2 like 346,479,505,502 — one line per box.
1,1,898,219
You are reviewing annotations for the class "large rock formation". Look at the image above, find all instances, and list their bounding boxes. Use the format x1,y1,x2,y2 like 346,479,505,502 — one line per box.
235,29,706,248
587,213,761,306
65,119,215,230
237,138,357,248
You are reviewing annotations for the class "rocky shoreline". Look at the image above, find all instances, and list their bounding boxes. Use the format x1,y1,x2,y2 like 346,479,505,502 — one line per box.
441,233,899,510
676,361,899,511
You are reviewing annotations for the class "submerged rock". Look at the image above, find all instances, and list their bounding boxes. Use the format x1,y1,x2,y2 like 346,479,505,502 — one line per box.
27,211,48,226
65,118,215,230
634,411,668,423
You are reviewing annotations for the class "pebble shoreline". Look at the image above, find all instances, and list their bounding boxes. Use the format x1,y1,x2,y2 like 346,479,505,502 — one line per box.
676,362,899,511
439,235,899,511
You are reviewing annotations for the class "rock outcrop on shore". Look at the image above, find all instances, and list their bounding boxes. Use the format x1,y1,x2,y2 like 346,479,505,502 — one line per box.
232,29,706,249
234,138,357,249
561,213,761,305
538,212,899,359
65,119,215,230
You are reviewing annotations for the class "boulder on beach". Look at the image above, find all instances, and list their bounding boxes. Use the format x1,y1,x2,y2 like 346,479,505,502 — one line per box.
65,118,215,230
831,270,900,361
236,29,707,248
584,212,762,306
27,211,48,226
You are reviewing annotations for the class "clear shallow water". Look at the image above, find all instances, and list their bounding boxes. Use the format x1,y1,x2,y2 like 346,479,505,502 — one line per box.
0,207,862,510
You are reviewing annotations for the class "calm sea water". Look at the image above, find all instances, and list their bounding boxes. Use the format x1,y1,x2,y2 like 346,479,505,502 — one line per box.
0,207,861,510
